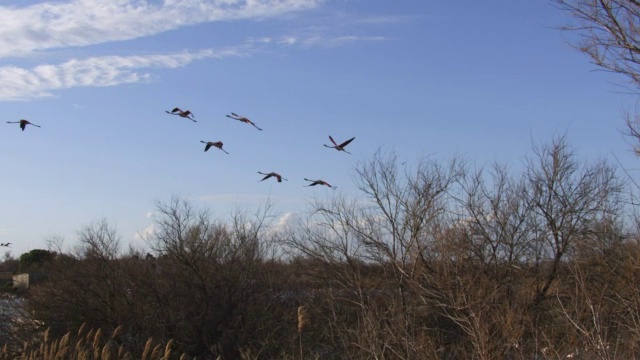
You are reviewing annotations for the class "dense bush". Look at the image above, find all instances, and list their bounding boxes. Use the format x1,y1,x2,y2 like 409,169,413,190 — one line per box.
2,137,640,359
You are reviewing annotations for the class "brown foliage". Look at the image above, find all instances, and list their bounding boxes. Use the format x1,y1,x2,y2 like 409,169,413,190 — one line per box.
3,139,639,359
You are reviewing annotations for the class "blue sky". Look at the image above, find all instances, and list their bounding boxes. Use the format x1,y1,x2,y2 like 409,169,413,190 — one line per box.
0,0,637,257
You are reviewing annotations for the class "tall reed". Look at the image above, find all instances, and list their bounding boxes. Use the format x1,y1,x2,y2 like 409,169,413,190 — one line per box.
297,305,310,359
0,326,189,360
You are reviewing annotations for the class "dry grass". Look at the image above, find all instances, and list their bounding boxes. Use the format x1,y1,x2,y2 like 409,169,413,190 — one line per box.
297,306,310,333
297,306,310,360
0,324,191,360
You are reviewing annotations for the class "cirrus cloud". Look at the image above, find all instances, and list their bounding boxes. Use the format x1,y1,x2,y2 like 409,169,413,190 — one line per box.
0,1,397,101
0,47,244,100
0,0,321,58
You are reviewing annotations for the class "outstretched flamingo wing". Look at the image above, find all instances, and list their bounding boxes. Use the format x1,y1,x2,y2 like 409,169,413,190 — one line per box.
328,136,338,146
214,142,229,154
339,137,355,148
303,178,318,186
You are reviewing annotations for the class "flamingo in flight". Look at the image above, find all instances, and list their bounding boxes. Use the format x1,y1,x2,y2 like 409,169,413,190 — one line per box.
258,171,287,183
200,141,229,154
166,107,196,122
0,243,11,247
226,113,262,131
7,119,40,131
304,178,337,189
324,136,355,154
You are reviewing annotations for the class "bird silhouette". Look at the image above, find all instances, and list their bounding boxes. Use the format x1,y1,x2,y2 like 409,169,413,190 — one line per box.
226,113,262,131
200,141,229,154
0,243,11,247
7,119,40,131
166,107,196,122
304,178,336,189
324,136,355,154
258,171,287,182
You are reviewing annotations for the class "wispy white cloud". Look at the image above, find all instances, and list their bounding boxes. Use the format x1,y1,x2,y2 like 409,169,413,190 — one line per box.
0,1,397,101
247,37,275,44
0,0,321,59
134,224,155,241
305,35,388,47
263,211,301,236
0,31,389,100
249,34,388,48
279,37,298,45
247,36,293,46
0,47,244,100
274,211,298,229
352,15,415,25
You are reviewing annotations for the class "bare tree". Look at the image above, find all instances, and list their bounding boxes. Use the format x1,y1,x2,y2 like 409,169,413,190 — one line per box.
75,218,121,261
282,140,627,359
8,142,632,358
21,198,295,359
284,150,474,358
140,196,286,358
554,0,640,154
555,0,640,88
525,135,624,304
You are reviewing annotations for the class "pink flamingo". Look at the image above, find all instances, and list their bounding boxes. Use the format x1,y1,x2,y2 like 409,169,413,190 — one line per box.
258,171,287,183
226,113,262,131
304,178,336,189
200,141,229,154
323,136,355,154
7,119,40,131
166,107,196,122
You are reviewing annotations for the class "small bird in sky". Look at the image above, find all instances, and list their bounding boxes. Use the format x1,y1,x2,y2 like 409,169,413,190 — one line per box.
200,141,229,154
304,178,337,189
7,119,40,131
323,136,355,154
0,243,11,247
226,112,262,131
258,171,287,183
166,107,196,122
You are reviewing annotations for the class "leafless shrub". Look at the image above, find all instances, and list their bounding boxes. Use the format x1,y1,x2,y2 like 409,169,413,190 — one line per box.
282,139,626,359
5,138,633,359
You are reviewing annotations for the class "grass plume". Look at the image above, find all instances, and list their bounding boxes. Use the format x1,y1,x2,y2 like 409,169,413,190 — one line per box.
297,305,310,360
0,326,187,360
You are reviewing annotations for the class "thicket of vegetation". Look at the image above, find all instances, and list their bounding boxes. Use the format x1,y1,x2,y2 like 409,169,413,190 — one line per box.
0,325,190,360
2,136,640,359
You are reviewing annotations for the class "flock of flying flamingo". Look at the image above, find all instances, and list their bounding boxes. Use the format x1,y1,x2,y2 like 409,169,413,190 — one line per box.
7,108,356,190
